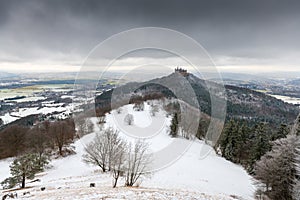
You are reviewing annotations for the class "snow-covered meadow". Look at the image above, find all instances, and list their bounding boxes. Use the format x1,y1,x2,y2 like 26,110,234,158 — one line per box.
0,103,256,200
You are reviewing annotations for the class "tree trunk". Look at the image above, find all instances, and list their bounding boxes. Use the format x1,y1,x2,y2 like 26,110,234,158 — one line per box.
21,175,25,188
113,171,120,188
113,178,118,188
58,146,63,156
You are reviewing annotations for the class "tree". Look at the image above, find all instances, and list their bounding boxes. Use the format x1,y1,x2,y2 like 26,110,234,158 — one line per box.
49,120,75,156
98,116,106,124
133,101,144,111
291,113,300,136
0,125,28,158
169,113,178,137
124,114,134,125
235,123,251,163
83,127,124,173
219,120,238,161
180,106,200,139
111,140,127,188
271,124,289,141
219,120,253,164
196,117,210,140
1,153,48,189
27,123,50,164
76,116,94,136
83,129,153,188
250,123,271,170
124,140,152,187
254,135,298,200
150,105,159,116
293,137,300,199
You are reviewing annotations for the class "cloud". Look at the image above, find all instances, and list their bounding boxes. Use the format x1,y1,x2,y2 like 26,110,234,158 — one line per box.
0,0,300,72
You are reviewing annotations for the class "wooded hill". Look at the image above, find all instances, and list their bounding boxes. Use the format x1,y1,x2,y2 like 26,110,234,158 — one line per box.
95,72,299,127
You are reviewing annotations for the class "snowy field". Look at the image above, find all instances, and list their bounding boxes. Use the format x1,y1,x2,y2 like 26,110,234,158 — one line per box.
0,103,256,200
0,104,73,124
271,94,300,105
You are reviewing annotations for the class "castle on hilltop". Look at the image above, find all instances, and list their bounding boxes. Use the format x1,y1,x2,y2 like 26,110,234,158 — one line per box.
175,67,189,77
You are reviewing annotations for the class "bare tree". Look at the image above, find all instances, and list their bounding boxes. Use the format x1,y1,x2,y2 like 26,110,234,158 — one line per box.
49,120,75,156
293,137,300,199
133,102,144,111
98,116,106,124
124,140,152,187
111,141,127,188
83,135,107,172
76,117,94,137
0,125,28,158
179,103,200,139
124,114,134,125
83,127,123,173
291,113,300,136
150,104,159,116
254,135,299,200
27,123,50,164
83,129,153,188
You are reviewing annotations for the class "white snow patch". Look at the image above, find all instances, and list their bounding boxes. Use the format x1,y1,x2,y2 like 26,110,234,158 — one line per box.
0,113,20,124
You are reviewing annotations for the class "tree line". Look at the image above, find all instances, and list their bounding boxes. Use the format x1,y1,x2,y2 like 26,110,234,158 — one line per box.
218,116,300,200
0,119,76,159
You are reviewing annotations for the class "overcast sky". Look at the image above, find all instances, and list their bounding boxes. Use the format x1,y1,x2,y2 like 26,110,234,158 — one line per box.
0,0,300,73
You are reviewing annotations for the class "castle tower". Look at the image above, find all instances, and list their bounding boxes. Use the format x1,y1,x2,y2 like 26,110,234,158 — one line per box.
175,67,189,77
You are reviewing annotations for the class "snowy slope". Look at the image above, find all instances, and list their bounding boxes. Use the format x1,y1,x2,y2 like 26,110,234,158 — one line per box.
0,103,256,200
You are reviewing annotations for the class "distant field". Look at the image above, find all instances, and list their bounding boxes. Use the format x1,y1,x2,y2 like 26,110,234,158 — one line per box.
0,84,73,100
270,94,300,105
255,89,269,93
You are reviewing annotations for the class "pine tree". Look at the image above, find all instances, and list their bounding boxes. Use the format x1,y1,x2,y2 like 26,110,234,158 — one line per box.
271,124,289,141
236,123,250,163
250,123,271,168
1,153,48,189
169,113,178,137
220,120,234,157
220,120,239,162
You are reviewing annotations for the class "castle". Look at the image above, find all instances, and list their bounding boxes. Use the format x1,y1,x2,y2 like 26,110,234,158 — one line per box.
175,67,189,77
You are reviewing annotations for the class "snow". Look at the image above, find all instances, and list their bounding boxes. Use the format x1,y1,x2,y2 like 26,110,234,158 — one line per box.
0,102,256,200
270,94,300,105
10,107,67,118
107,104,173,151
0,103,75,124
11,96,46,103
144,139,256,198
61,95,75,99
0,113,20,124
0,158,13,182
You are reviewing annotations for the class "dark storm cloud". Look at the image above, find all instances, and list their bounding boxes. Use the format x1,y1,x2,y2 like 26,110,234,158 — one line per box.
0,0,300,68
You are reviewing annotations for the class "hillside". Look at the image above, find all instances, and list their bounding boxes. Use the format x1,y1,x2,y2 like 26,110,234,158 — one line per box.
96,72,299,126
0,103,255,200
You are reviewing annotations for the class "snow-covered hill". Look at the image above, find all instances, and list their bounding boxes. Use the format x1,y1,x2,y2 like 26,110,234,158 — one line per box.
0,103,256,200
